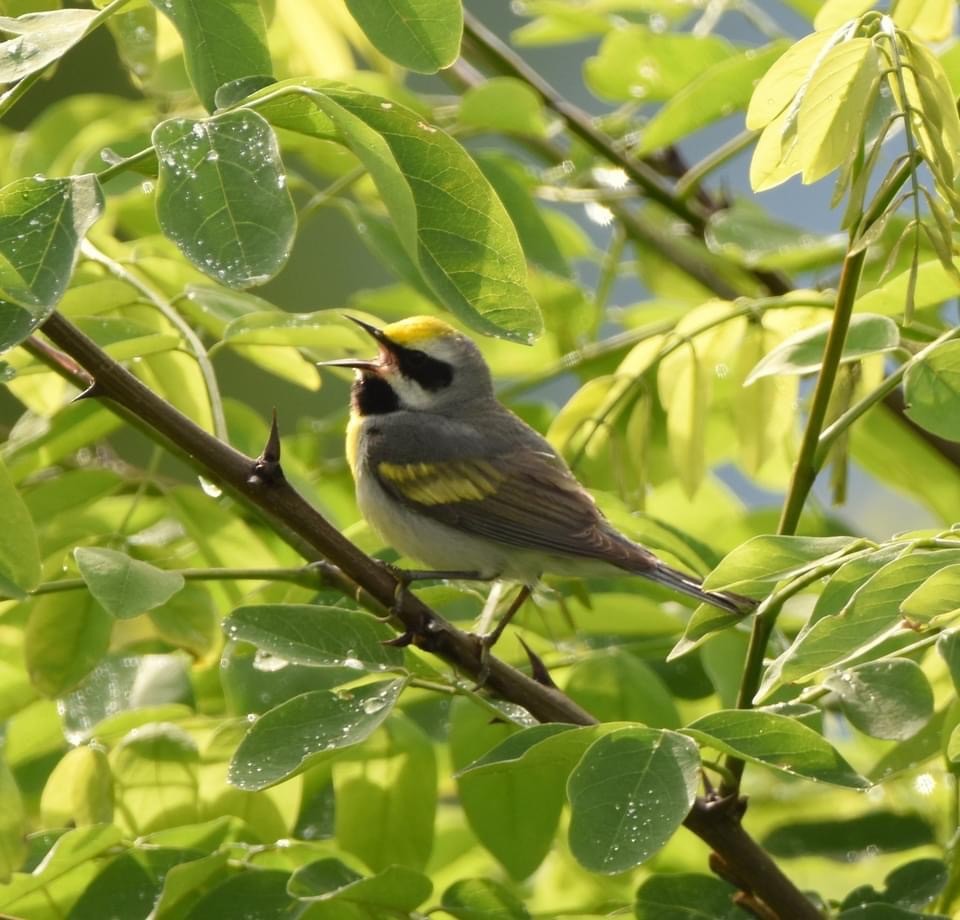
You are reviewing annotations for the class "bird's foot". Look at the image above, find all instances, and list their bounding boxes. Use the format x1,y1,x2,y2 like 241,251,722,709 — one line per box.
470,584,533,689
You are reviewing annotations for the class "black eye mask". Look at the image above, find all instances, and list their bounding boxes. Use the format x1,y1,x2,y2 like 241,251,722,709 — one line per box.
395,345,454,391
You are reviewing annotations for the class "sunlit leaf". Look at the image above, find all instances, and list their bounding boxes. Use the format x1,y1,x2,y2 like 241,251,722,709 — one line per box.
149,0,272,112
903,340,960,441
153,110,296,287
824,658,934,740
0,456,40,597
255,80,541,341
684,709,870,788
762,549,960,694
745,314,899,383
229,679,404,790
74,546,185,619
0,174,103,350
567,727,699,873
344,0,462,73
334,713,436,871
25,592,113,697
223,604,403,671
459,77,548,137
0,9,98,83
441,878,530,920
585,26,735,102
704,534,859,596
288,859,432,910
901,565,960,621
635,873,746,920
638,42,788,154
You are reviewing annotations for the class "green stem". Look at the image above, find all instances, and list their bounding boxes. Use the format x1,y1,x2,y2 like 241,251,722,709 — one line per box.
80,240,229,442
677,129,760,200
722,249,866,792
591,226,626,337
97,145,156,184
298,166,366,222
21,566,332,599
460,12,709,233
777,249,867,535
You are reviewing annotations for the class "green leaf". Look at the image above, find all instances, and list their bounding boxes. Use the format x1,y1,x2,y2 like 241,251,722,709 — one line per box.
476,154,571,279
825,658,934,740
459,77,548,137
565,650,679,727
764,812,935,860
869,704,953,783
904,340,960,441
40,745,113,827
685,710,870,788
856,259,960,316
288,859,432,910
217,308,371,354
25,592,113,697
440,878,531,920
703,534,859,596
585,26,735,102
0,825,122,917
795,37,880,184
0,757,26,884
745,314,899,384
763,549,960,692
457,723,610,880
706,203,846,273
255,80,542,341
74,546,185,619
153,110,295,288
746,30,834,130
0,456,40,597
638,42,788,154
344,0,462,73
668,604,747,661
0,9,98,83
635,873,748,919
937,631,960,695
149,851,230,920
148,0,272,112
334,713,436,871
229,679,404,790
111,723,198,835
183,869,296,920
59,654,192,742
567,727,699,873
223,603,403,671
0,174,103,350
659,349,707,498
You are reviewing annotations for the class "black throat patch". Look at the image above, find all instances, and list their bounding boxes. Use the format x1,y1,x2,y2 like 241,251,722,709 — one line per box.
352,374,400,416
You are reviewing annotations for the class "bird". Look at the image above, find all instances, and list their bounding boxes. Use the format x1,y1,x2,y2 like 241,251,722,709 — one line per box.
321,314,755,640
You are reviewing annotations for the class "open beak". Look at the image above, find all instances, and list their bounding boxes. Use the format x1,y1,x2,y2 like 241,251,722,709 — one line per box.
317,316,395,373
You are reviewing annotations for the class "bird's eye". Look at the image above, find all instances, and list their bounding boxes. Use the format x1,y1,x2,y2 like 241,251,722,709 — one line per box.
406,349,428,366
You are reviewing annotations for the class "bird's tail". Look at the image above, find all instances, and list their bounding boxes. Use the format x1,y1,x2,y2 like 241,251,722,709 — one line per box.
642,560,757,616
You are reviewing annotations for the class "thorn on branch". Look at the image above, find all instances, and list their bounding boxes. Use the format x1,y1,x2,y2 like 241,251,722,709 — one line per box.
248,408,284,485
517,635,557,688
382,630,415,648
72,381,104,402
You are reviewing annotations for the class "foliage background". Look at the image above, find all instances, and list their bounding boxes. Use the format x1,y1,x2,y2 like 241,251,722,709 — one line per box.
0,0,959,918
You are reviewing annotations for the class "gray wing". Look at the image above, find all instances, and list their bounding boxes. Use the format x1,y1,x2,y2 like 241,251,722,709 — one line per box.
367,408,653,567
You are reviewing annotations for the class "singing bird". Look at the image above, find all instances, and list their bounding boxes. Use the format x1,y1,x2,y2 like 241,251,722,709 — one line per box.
322,315,753,632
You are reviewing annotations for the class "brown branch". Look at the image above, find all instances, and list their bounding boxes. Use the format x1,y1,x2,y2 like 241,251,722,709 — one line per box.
26,310,822,920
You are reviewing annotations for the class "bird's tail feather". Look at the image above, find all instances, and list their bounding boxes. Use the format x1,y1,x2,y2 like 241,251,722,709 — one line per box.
644,561,756,616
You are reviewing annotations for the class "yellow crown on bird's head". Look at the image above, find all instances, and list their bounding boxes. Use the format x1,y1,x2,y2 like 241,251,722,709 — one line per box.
381,315,460,347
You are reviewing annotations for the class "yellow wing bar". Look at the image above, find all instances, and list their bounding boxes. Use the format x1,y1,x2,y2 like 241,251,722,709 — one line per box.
378,459,505,505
